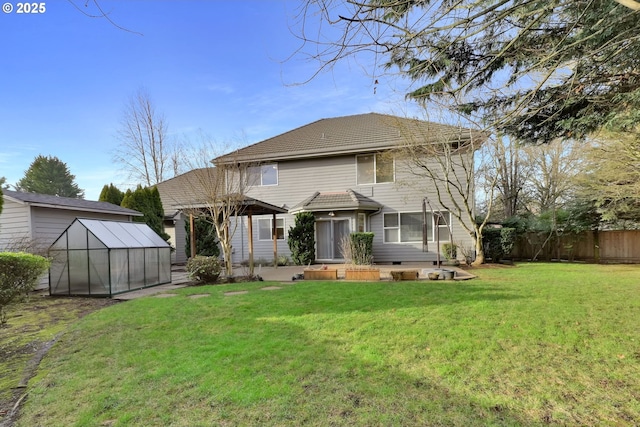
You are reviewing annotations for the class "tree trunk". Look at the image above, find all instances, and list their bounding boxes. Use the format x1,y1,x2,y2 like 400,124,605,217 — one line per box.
472,236,485,266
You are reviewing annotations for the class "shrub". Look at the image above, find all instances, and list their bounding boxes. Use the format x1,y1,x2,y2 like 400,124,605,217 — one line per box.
482,227,516,263
349,232,374,265
276,255,289,266
500,228,517,258
0,252,50,325
186,256,222,284
288,212,315,265
442,242,458,260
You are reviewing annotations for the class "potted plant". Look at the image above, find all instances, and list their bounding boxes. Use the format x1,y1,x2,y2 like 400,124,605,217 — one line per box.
342,233,380,281
441,243,460,266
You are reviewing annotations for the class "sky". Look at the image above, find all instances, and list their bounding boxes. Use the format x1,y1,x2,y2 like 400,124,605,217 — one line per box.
1,1,418,200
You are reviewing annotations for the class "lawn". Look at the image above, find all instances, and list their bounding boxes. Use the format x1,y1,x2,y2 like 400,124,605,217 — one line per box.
15,263,640,426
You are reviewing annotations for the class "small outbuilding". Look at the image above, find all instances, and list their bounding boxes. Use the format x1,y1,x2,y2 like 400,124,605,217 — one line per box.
49,218,172,297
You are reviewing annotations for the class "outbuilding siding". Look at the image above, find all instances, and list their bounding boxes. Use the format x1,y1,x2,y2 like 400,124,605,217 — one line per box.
0,198,31,251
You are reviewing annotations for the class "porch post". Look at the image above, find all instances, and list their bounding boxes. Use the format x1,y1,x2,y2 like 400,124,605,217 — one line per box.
247,210,254,275
273,212,278,268
189,213,196,259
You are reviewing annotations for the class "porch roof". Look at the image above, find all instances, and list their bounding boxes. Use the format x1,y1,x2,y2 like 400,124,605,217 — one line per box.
176,195,288,216
289,190,382,214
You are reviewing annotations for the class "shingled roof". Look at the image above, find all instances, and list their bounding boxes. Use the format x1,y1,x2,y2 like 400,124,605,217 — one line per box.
156,168,217,217
2,189,141,216
290,190,383,214
214,112,480,164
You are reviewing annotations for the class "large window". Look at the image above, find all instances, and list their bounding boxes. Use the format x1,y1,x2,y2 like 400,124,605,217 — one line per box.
258,218,285,240
248,164,278,186
383,211,451,243
356,153,394,184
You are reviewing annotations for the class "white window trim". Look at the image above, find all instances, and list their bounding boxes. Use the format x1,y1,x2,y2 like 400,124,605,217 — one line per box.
382,211,451,243
249,163,278,187
258,217,285,241
356,153,395,185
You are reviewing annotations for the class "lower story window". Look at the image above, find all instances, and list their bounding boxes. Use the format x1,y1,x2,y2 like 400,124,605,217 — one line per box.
258,218,285,240
383,211,451,243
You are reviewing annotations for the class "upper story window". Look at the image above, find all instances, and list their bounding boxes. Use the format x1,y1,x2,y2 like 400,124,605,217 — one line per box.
356,153,394,184
248,163,278,186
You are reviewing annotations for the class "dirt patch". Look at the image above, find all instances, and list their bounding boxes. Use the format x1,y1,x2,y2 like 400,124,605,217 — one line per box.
0,292,118,427
260,286,282,291
154,293,178,298
187,294,210,299
224,291,248,296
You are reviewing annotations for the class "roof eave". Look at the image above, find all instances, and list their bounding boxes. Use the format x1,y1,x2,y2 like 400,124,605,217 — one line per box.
28,202,143,216
214,133,481,165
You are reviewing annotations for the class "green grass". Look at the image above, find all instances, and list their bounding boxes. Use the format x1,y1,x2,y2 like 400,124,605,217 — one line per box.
0,296,114,410
16,263,640,426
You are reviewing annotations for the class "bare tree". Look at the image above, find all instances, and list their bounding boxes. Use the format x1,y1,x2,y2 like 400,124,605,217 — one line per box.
392,115,496,265
492,137,530,220
113,88,178,186
522,139,583,214
179,139,255,277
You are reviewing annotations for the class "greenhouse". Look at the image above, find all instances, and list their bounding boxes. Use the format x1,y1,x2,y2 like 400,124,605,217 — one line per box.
49,218,172,297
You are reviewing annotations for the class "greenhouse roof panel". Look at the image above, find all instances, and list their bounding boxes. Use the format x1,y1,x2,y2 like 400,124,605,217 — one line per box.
78,219,170,248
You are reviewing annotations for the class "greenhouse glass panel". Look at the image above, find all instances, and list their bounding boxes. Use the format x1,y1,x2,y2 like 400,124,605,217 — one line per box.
110,249,130,293
81,219,127,248
67,221,88,250
50,234,68,251
135,225,168,247
159,249,171,283
129,249,146,288
68,250,89,294
145,248,159,285
89,249,110,294
88,230,107,250
49,258,68,295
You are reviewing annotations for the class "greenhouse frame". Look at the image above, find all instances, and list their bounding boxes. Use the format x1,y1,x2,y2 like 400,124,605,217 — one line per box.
49,218,172,297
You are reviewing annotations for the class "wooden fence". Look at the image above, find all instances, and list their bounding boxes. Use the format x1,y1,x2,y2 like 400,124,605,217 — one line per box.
510,230,640,264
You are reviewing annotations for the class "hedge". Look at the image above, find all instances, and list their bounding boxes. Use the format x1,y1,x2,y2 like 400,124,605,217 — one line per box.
0,252,50,325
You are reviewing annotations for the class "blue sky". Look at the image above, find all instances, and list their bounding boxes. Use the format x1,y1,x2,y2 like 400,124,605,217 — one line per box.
1,1,416,200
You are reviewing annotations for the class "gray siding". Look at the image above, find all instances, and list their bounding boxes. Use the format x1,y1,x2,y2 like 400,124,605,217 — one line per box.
168,216,188,264
31,207,127,252
229,152,476,265
0,198,31,251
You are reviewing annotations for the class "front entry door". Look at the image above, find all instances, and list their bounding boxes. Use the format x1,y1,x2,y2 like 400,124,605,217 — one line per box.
316,219,350,261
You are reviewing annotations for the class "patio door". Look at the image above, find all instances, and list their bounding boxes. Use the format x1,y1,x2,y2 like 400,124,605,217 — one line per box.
316,219,350,261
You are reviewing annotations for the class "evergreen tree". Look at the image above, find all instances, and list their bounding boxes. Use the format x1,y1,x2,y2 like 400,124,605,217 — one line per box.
299,1,640,143
15,155,84,198
184,216,220,258
99,183,125,206
121,185,170,241
287,212,316,265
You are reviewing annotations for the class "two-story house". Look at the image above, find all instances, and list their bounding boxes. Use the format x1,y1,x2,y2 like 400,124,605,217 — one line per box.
208,112,482,265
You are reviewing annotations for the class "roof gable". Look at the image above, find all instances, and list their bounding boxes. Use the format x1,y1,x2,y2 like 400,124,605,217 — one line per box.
290,190,383,213
214,113,479,164
156,168,219,215
2,189,141,216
